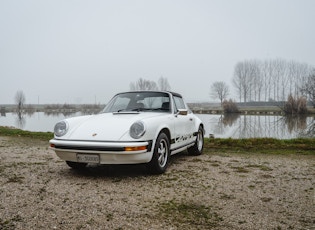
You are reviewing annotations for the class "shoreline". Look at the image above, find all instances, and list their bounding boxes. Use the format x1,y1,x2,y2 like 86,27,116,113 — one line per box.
1,104,315,115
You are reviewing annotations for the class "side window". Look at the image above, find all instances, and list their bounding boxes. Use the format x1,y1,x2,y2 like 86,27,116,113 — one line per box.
174,96,186,111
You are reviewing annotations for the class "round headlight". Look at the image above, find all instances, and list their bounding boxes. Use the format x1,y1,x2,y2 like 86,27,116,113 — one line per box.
130,121,145,139
54,121,68,137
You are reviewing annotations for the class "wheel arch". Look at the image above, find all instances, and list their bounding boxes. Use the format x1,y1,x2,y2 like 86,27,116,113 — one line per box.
158,127,171,141
199,123,205,135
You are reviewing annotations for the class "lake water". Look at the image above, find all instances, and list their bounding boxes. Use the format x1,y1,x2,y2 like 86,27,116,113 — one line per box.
0,112,314,139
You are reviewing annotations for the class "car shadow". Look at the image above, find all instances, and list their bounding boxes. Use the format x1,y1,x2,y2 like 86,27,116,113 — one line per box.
67,164,151,178
60,151,190,179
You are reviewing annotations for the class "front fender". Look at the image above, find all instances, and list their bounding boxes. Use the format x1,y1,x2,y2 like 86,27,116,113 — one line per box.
119,114,175,142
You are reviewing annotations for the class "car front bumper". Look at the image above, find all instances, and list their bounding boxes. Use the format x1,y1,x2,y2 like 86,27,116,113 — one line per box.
49,139,153,164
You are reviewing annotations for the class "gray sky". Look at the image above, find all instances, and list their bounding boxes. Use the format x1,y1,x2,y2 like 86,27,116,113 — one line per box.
1,0,314,104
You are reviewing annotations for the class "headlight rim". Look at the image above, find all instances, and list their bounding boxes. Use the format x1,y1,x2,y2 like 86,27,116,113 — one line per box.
129,121,146,139
54,120,69,137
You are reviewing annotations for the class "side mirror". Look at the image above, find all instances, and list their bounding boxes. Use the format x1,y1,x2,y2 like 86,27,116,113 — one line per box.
177,109,188,116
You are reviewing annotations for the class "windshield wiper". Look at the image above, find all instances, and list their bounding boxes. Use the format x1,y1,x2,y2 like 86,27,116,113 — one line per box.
131,108,151,112
151,108,170,111
113,109,139,114
131,108,170,112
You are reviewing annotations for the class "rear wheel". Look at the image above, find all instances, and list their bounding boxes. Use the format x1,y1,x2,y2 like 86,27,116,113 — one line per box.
66,161,87,170
188,126,204,156
148,132,170,174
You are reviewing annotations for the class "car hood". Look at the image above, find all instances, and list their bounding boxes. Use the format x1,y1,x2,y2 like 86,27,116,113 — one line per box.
61,112,166,141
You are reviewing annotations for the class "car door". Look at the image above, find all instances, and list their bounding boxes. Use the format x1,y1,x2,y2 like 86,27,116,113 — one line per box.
172,96,196,149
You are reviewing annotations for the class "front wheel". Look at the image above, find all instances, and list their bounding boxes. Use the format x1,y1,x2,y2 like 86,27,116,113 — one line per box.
148,132,170,174
188,126,204,156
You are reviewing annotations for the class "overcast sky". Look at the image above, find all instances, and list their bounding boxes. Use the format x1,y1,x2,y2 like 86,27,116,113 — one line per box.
1,0,314,104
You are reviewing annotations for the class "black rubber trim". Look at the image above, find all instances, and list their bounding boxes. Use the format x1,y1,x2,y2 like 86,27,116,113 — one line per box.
54,140,153,152
54,145,124,152
170,141,195,153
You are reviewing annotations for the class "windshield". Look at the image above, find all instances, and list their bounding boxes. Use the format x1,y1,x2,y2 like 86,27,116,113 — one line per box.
102,92,171,113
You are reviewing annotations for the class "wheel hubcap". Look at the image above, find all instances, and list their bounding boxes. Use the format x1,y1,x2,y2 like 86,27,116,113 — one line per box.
197,131,203,151
158,139,168,168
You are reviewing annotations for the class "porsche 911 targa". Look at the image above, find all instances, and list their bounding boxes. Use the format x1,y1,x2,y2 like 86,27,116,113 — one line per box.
49,91,204,174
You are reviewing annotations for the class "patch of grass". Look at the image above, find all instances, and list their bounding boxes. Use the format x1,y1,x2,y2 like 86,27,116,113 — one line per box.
260,174,274,179
219,193,235,200
189,158,203,162
246,164,273,171
158,200,223,229
0,215,22,230
106,213,113,221
0,219,15,230
231,166,250,173
7,174,24,183
1,162,30,170
261,197,273,202
163,174,180,182
0,126,53,141
248,185,256,189
204,137,315,155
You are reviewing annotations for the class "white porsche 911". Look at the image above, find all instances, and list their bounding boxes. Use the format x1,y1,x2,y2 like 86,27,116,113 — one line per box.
49,91,204,174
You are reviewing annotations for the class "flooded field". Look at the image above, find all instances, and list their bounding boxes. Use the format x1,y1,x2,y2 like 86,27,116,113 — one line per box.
0,111,314,139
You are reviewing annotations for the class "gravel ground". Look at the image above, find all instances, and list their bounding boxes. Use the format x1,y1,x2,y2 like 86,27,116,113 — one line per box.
0,136,314,230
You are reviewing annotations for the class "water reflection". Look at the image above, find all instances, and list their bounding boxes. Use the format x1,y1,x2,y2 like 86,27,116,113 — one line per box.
299,117,315,137
44,110,77,117
44,110,100,117
6,111,75,132
15,110,26,129
0,107,6,117
221,113,239,127
3,109,101,132
0,110,314,139
282,115,307,133
203,114,315,139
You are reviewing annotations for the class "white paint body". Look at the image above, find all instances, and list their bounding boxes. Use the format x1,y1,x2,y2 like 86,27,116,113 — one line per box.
49,91,203,165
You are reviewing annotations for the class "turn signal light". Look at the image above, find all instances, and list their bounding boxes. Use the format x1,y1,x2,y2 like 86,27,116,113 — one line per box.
124,146,147,151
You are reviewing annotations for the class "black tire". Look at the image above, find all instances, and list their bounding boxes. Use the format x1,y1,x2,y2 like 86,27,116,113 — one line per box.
66,161,87,170
148,132,170,174
188,126,204,156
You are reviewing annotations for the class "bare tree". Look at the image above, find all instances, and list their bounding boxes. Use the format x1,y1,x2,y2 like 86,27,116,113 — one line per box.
232,61,255,103
210,81,229,105
15,90,26,111
158,77,171,91
249,60,263,101
261,59,273,101
232,65,243,103
130,78,158,91
233,58,314,103
264,59,277,101
301,69,315,107
130,77,172,91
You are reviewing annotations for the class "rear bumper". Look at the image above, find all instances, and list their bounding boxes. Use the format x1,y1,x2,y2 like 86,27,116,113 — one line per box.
49,139,153,164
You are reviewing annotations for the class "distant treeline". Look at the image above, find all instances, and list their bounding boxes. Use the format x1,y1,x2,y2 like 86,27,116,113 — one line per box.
44,103,103,111
188,101,314,108
236,101,313,107
0,103,104,113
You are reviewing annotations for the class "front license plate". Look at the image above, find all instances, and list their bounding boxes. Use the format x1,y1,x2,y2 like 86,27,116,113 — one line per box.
77,154,100,163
